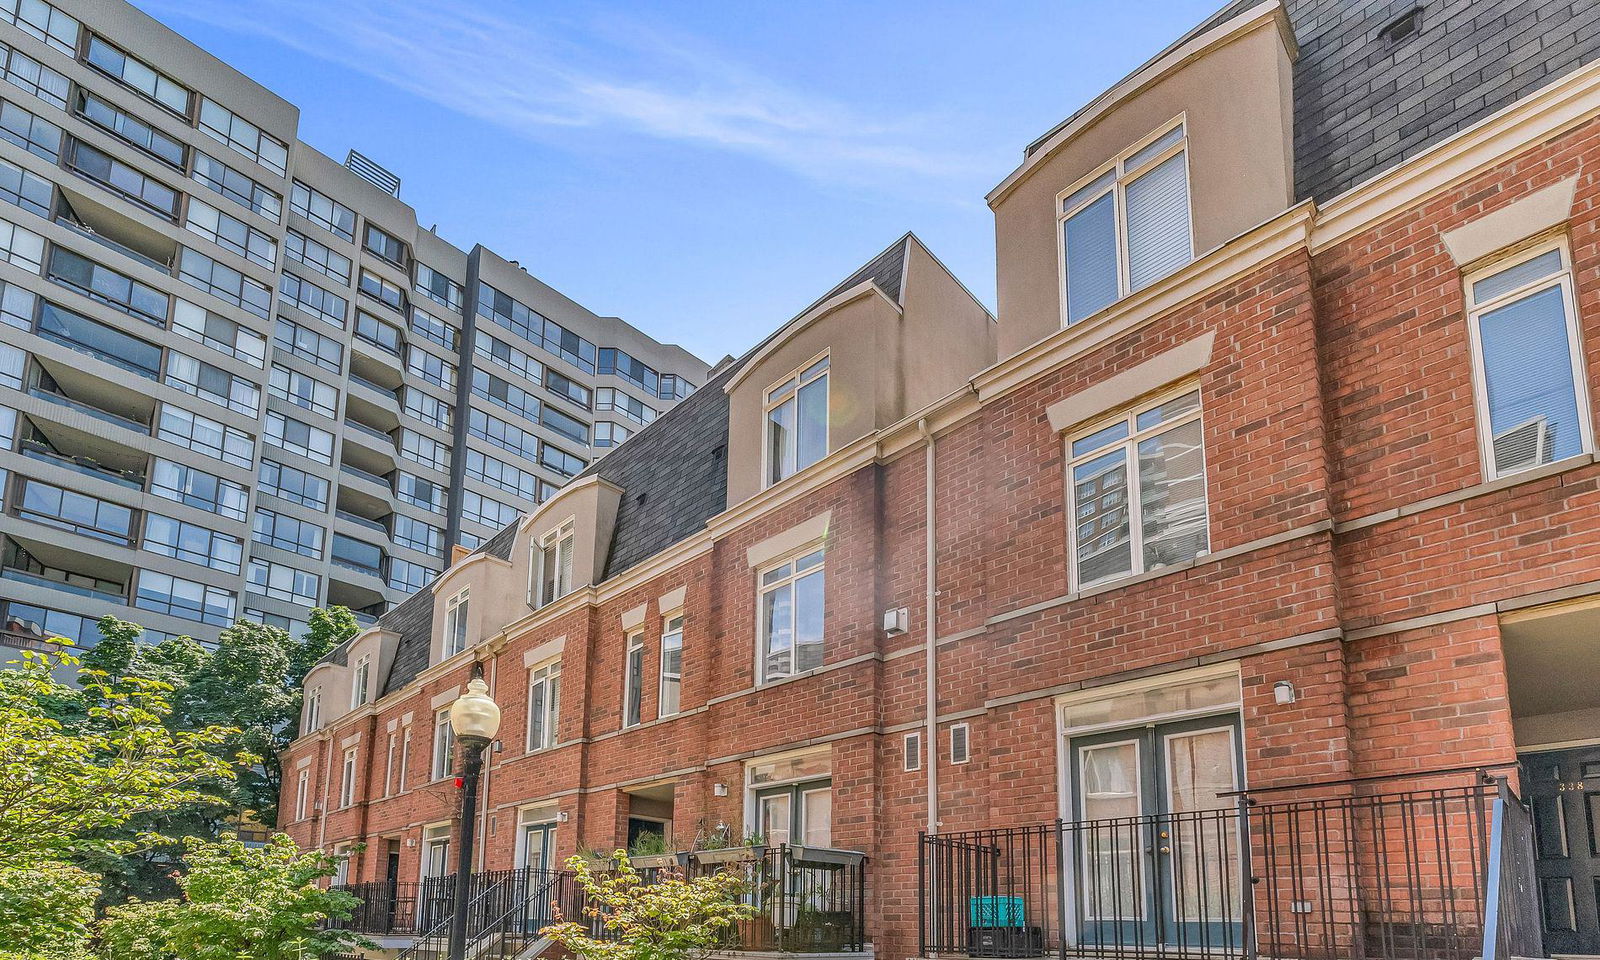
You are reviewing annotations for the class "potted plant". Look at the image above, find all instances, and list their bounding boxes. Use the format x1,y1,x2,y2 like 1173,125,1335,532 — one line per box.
626,830,685,870
692,831,766,865
576,844,617,872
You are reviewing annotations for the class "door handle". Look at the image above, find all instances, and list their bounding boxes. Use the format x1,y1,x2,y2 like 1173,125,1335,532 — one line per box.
1159,846,1171,855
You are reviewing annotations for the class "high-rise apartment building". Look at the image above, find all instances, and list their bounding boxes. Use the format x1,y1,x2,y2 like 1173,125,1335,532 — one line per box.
0,0,708,656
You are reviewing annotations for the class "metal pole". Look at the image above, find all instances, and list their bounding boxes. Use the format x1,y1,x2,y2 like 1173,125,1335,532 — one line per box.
1237,793,1258,960
449,735,488,960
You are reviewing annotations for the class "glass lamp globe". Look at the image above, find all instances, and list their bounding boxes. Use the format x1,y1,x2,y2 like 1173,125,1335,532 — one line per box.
449,677,501,741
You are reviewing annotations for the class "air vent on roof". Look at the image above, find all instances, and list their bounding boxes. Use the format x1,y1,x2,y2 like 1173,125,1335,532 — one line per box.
1378,6,1423,48
345,149,401,197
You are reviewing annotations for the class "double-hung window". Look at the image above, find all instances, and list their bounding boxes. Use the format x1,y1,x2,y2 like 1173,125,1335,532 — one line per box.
304,686,322,733
758,546,825,683
532,522,574,607
339,747,357,808
765,354,829,486
1068,388,1209,589
1465,243,1592,478
526,661,560,751
1059,119,1193,325
432,708,454,780
442,589,469,659
659,613,683,717
622,630,644,728
351,655,370,708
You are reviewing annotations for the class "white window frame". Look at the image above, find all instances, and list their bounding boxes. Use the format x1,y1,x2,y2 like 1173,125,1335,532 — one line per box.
432,708,454,781
340,746,358,808
622,630,645,728
351,654,370,708
1055,115,1193,327
755,544,826,685
1463,238,1593,480
526,660,561,752
420,823,450,879
442,588,470,660
384,732,397,797
398,727,411,793
950,723,971,765
904,732,922,772
530,521,575,608
659,612,684,718
1065,385,1209,592
762,351,830,488
295,767,310,821
304,685,321,732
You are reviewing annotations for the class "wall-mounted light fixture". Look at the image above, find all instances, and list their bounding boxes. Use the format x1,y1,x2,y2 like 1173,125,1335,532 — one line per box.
557,811,570,823
713,782,729,797
1274,680,1297,705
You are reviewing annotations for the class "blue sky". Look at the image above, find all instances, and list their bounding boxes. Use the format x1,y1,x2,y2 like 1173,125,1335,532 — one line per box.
133,0,1220,364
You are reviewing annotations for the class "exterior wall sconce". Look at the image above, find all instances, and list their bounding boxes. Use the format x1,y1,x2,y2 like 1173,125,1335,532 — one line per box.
713,782,729,797
1274,681,1297,705
557,811,570,823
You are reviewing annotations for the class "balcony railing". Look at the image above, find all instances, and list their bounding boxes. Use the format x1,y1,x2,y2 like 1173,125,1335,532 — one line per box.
919,773,1539,960
20,439,146,489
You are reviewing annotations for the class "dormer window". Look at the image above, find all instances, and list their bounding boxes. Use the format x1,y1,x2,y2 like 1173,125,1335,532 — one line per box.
533,522,574,608
1059,119,1192,325
304,685,321,732
442,589,469,658
765,354,829,486
351,654,371,708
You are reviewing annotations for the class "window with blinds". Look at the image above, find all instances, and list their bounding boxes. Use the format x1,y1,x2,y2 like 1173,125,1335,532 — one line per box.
1466,243,1592,479
1058,119,1193,325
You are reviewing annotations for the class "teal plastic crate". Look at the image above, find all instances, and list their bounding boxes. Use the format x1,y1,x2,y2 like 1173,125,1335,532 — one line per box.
969,895,1025,927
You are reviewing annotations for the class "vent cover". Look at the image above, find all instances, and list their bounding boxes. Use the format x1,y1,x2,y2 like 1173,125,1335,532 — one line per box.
345,149,401,197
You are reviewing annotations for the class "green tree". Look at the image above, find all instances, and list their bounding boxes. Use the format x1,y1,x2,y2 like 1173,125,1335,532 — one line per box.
98,833,374,960
0,648,234,864
69,610,358,903
0,859,98,960
541,853,755,960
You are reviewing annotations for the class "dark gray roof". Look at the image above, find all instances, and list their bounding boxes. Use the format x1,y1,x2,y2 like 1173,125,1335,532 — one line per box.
1027,0,1600,202
807,234,908,310
378,584,441,696
577,355,744,579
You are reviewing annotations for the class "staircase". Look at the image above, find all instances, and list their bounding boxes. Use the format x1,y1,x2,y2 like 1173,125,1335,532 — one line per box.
394,868,570,960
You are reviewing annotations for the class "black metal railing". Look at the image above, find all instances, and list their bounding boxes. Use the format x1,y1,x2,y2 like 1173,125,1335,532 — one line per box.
327,879,420,936
391,867,564,960
570,844,868,953
920,774,1535,960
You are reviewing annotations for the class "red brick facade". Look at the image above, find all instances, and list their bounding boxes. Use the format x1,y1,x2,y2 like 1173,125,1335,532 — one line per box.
281,73,1600,960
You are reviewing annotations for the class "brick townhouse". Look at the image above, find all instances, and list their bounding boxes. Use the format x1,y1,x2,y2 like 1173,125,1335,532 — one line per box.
280,2,1600,959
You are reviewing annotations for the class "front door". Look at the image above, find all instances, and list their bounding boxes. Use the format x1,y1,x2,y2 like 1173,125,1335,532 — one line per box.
520,821,554,872
755,779,832,847
1525,745,1600,954
1070,715,1242,950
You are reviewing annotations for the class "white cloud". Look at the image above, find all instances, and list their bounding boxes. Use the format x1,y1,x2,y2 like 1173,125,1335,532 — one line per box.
137,0,986,184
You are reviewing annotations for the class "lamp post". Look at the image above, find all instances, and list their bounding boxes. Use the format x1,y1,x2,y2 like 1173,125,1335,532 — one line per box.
447,675,501,960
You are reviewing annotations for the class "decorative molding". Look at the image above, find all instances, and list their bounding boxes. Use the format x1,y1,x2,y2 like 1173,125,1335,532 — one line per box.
657,586,687,613
1440,177,1577,266
429,686,460,710
522,636,565,668
722,281,901,394
1046,332,1215,433
745,512,833,568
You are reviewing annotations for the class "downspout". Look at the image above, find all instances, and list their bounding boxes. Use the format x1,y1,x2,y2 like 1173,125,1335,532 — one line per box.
919,418,938,835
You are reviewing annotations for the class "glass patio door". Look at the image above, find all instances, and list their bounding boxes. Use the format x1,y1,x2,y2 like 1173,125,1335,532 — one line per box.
1070,716,1241,950
756,779,831,847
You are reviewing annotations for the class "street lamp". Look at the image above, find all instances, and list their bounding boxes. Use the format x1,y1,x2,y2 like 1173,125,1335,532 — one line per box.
447,675,501,960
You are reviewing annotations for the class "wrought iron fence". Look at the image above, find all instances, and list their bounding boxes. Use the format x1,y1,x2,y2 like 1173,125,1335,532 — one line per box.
327,879,420,935
920,775,1535,960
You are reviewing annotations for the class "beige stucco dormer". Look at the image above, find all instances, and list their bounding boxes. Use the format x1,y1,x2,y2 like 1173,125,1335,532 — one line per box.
723,234,995,506
989,1,1297,359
